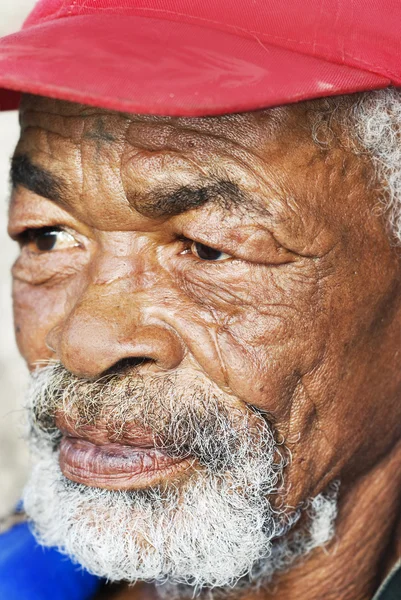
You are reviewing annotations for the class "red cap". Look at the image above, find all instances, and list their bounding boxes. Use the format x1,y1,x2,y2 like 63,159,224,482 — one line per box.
0,0,399,117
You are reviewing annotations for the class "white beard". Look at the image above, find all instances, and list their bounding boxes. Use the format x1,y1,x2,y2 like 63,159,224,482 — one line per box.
24,442,338,595
23,365,339,595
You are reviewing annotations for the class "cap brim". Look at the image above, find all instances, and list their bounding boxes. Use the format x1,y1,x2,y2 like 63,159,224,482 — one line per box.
0,14,391,116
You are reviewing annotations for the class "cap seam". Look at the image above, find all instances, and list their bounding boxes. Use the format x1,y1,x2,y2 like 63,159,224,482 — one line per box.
68,0,79,16
25,4,356,55
21,8,401,83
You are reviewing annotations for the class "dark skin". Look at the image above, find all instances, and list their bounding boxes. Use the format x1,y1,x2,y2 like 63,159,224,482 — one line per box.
7,94,401,600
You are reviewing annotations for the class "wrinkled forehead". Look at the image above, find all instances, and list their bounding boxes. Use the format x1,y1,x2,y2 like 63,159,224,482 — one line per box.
14,93,368,245
18,93,338,150
15,94,325,216
16,93,354,196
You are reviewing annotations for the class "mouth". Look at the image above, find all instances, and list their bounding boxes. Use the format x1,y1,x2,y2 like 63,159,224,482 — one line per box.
59,436,193,491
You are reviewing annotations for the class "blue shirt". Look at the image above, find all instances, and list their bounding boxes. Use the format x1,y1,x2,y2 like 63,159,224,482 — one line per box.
0,521,102,600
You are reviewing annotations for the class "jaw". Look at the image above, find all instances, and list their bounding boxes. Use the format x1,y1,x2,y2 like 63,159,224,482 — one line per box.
23,425,339,592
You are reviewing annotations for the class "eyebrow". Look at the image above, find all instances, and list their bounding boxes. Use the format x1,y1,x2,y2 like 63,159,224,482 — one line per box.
11,153,266,219
10,154,67,204
134,178,255,218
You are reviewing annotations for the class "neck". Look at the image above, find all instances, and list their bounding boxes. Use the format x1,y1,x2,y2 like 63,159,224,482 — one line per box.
247,438,401,600
111,440,401,600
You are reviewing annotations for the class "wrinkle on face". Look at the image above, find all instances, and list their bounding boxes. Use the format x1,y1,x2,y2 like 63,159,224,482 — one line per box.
9,94,401,511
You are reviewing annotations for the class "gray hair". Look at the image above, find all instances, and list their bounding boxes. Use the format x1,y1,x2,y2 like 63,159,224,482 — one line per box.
314,88,401,246
353,88,401,246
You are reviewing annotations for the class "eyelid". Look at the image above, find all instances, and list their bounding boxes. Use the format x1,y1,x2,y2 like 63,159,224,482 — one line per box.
17,226,83,254
16,225,59,244
178,237,236,265
8,194,92,242
178,235,234,256
17,226,60,245
191,242,233,262
177,234,297,268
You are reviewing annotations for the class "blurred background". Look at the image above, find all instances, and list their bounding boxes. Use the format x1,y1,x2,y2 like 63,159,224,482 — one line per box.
0,0,38,517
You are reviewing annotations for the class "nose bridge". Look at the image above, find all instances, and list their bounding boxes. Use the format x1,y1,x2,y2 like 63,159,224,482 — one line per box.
48,242,184,378
72,274,141,326
73,237,160,323
91,234,157,289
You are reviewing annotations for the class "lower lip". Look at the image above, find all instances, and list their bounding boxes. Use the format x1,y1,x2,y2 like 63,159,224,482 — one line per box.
59,437,191,491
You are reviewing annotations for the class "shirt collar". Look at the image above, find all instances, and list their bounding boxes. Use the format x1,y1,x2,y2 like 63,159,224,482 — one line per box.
372,560,401,600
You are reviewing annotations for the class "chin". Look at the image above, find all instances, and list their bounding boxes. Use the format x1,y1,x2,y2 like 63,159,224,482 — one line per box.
23,441,339,592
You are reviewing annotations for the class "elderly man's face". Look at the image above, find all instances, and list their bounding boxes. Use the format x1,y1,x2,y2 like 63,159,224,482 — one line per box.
8,95,401,589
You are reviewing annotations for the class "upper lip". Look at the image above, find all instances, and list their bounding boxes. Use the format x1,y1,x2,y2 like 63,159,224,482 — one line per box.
55,411,156,448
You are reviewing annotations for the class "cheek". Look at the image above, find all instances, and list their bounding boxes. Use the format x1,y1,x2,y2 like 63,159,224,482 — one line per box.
13,281,68,368
213,309,322,419
173,262,328,418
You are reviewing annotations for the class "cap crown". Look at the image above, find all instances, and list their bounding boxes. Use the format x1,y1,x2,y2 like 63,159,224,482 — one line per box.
24,0,400,84
0,0,397,116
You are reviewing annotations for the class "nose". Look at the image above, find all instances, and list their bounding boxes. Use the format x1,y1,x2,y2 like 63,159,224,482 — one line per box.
46,283,184,379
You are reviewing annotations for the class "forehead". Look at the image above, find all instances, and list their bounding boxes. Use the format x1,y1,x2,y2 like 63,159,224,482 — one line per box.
19,93,304,142
15,96,313,214
16,94,345,190
18,93,344,175
14,93,372,254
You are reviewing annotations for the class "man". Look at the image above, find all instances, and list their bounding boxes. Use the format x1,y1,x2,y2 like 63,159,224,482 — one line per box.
0,1,400,599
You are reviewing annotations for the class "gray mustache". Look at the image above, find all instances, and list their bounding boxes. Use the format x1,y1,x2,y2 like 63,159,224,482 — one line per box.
27,362,276,472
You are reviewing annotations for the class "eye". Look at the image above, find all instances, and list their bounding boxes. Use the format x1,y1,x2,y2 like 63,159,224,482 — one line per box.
20,227,80,253
191,241,232,262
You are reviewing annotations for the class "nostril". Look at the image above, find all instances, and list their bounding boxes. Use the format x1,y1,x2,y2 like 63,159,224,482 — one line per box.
104,356,153,376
